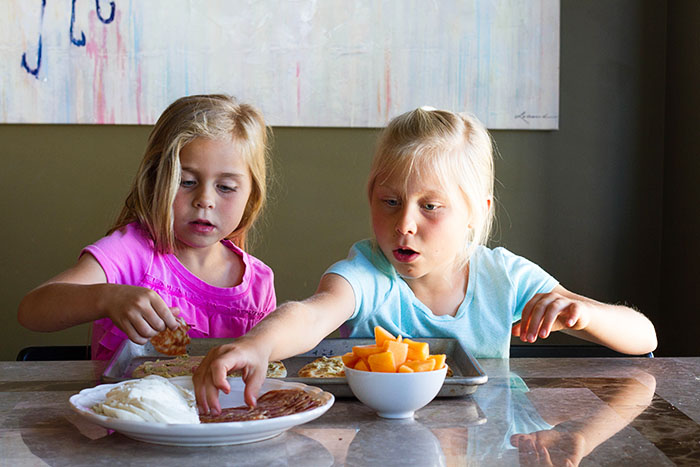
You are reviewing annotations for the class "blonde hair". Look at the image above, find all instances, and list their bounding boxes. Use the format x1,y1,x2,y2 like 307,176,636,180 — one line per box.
367,107,495,267
110,94,270,253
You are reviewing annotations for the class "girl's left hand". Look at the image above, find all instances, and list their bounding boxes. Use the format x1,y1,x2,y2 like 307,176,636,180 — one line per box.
512,287,592,343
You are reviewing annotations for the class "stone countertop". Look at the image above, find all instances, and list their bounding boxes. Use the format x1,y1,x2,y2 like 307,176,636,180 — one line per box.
2,357,699,466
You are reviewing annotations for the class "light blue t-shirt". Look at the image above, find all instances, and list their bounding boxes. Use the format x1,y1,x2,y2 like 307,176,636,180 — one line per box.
326,240,559,358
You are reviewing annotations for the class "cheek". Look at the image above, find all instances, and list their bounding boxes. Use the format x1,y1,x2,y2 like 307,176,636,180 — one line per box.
370,209,390,238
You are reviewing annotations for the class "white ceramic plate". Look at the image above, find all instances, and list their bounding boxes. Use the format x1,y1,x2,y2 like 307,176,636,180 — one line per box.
69,376,334,446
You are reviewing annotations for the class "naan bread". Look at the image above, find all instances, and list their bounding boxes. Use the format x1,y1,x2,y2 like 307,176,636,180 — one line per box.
297,356,346,378
132,355,287,378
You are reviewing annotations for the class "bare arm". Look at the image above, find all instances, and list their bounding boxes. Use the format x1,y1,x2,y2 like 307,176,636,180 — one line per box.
17,253,179,344
193,273,356,413
512,285,657,355
512,371,656,465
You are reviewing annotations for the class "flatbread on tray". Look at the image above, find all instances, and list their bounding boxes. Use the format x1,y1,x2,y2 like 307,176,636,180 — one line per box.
132,355,287,379
297,356,346,378
150,316,190,356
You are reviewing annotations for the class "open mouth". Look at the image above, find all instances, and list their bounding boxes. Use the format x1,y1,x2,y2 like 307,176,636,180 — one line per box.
393,247,419,263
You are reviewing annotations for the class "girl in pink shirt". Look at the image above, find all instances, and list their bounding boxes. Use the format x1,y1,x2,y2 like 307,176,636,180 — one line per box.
18,94,276,360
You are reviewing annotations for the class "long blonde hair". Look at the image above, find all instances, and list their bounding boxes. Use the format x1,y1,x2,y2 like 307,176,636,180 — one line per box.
367,107,495,267
110,94,270,253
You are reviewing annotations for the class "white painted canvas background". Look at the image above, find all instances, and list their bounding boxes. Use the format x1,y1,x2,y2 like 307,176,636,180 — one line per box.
0,0,559,128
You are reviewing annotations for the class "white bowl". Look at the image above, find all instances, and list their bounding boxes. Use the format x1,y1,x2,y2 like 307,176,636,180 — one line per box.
344,365,447,419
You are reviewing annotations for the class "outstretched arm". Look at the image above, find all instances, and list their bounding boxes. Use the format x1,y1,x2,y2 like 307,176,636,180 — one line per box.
17,253,180,344
193,273,356,414
512,371,656,465
512,285,657,355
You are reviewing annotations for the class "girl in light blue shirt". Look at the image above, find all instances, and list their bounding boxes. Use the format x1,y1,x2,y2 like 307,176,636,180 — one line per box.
194,107,657,413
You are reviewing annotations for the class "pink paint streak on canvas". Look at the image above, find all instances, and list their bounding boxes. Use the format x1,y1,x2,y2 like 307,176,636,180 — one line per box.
135,65,143,124
85,13,106,124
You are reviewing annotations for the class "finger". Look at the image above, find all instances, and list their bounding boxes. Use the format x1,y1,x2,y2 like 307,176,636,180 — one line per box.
512,321,523,337
525,296,558,342
122,320,149,345
531,297,570,339
243,366,266,408
539,300,573,337
192,370,210,415
519,296,538,340
148,294,178,330
520,294,549,342
561,302,581,329
205,376,223,415
131,313,161,339
538,442,553,466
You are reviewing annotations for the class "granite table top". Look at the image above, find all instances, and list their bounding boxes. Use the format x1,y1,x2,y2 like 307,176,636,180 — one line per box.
2,357,698,466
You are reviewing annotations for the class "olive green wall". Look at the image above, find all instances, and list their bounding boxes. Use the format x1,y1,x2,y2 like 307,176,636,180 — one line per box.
2,1,696,360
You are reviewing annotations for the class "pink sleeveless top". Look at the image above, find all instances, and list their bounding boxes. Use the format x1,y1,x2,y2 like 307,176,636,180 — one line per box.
82,223,276,360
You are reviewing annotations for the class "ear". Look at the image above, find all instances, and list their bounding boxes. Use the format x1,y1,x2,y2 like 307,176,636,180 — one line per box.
468,197,492,229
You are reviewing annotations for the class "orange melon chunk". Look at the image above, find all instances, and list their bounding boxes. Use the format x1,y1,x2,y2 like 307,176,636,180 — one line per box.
383,340,409,369
342,351,359,368
428,354,446,370
368,351,396,372
403,359,436,372
354,359,370,371
405,339,430,361
352,344,384,358
398,364,415,373
374,326,396,347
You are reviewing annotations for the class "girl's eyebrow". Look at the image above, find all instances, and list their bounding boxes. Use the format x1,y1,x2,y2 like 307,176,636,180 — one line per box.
181,167,246,179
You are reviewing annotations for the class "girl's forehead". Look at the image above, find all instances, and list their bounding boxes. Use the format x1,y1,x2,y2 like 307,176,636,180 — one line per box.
376,169,452,194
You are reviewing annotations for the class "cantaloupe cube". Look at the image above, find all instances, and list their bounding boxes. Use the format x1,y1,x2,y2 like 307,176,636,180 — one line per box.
354,359,370,371
374,326,396,347
403,359,436,372
428,354,446,370
342,351,359,368
368,351,396,372
383,340,409,369
352,344,384,358
404,339,430,361
398,364,415,373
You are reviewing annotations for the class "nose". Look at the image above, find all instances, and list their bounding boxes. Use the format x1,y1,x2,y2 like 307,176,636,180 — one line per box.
395,206,417,235
193,186,215,209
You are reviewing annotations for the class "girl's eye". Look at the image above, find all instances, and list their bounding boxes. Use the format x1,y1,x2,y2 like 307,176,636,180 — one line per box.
180,180,196,188
384,198,399,207
424,203,438,211
218,184,237,193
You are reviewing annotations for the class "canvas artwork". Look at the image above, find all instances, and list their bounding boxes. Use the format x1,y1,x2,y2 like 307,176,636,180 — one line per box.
0,0,559,128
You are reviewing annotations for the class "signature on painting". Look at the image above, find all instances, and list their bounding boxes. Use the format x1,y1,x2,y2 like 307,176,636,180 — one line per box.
21,0,115,78
514,111,558,125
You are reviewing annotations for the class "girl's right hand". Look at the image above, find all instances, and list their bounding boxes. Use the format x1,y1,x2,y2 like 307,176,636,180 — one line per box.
193,341,270,415
100,284,181,345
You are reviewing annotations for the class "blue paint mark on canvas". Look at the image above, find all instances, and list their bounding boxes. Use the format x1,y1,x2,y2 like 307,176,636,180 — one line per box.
22,0,117,77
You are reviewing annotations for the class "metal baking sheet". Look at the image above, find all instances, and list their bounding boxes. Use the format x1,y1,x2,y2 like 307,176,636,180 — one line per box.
102,337,488,397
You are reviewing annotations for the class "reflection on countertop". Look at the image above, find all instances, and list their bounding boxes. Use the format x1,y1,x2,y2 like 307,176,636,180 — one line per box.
2,357,699,466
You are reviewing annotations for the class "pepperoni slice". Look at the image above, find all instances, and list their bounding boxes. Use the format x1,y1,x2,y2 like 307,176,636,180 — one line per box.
150,316,190,356
199,389,323,423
